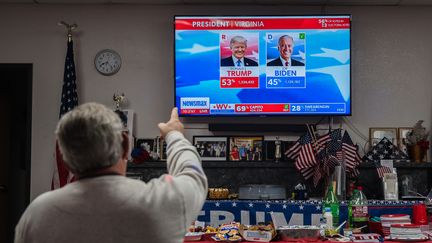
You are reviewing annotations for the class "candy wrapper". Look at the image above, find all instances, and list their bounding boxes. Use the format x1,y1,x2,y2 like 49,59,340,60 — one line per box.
211,222,242,242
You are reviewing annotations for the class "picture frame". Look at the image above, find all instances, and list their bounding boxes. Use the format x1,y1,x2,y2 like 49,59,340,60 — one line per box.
156,136,167,161
115,109,134,160
193,136,228,161
369,127,398,148
135,138,155,152
398,127,412,155
228,136,264,161
264,136,298,161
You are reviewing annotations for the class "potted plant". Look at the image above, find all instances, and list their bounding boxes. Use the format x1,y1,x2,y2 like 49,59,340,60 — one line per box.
406,120,430,162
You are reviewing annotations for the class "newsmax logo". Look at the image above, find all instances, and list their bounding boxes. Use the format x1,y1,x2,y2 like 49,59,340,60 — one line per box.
180,97,210,109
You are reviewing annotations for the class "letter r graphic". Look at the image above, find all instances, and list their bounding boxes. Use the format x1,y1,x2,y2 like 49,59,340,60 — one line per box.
222,34,226,40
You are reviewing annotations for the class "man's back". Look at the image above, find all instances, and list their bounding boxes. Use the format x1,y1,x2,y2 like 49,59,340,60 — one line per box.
17,175,192,243
15,130,208,243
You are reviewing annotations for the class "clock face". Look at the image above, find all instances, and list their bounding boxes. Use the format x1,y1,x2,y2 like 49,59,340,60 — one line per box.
94,49,122,75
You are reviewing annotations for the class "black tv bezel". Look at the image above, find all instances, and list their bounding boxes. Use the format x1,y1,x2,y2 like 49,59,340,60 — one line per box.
174,14,352,117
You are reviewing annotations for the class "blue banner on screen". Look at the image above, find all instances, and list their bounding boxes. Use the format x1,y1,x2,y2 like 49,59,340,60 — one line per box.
175,16,351,116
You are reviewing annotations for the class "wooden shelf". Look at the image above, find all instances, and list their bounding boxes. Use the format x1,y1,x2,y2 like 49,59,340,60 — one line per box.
358,161,432,168
128,161,295,168
128,160,432,169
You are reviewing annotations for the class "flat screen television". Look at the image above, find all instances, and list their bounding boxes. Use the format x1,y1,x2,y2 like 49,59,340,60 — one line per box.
174,15,351,116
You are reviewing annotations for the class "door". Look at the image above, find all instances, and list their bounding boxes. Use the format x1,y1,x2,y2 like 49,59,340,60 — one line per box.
0,85,10,241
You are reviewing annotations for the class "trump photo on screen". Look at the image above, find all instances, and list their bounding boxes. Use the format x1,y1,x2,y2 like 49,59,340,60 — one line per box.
220,33,259,67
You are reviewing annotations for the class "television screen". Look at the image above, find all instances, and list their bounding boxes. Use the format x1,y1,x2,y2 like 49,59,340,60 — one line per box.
175,15,351,116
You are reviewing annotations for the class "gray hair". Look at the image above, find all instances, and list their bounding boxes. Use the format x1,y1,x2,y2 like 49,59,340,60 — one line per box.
55,102,124,174
279,35,294,45
230,36,247,48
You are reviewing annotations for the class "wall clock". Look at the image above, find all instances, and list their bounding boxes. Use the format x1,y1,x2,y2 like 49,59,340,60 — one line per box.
94,49,122,76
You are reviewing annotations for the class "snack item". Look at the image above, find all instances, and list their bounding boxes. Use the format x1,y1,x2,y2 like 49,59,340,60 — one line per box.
239,223,276,242
211,222,242,242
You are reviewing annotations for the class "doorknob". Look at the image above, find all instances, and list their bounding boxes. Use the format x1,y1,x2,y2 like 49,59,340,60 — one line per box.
0,185,6,192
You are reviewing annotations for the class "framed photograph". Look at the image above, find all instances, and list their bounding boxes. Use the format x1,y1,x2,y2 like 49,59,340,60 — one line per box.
398,127,412,155
135,138,154,152
264,137,298,161
369,127,398,147
193,136,228,161
155,136,167,161
115,109,134,160
228,136,264,161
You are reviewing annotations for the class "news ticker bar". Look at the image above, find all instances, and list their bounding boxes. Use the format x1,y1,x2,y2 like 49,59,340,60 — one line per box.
180,103,346,114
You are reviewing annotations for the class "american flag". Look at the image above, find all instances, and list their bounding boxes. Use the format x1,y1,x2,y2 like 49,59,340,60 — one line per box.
285,138,301,159
295,132,317,170
312,164,322,187
376,166,393,178
341,131,362,172
363,137,408,162
51,40,78,189
315,129,341,155
323,154,340,176
315,132,331,154
300,167,315,180
326,129,342,155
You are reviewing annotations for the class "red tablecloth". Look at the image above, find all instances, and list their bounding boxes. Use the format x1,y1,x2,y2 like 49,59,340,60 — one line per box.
185,241,432,243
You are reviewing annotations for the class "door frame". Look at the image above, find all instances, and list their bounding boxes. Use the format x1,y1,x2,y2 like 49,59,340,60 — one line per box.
0,64,32,242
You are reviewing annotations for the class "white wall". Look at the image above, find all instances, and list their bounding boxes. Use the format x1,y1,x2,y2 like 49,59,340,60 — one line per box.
0,4,431,200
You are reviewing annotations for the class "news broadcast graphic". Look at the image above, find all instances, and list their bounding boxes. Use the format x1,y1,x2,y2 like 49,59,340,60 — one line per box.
175,15,351,116
266,32,306,88
220,33,260,89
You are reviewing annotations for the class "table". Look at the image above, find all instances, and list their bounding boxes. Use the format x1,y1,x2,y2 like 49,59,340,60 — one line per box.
185,241,432,243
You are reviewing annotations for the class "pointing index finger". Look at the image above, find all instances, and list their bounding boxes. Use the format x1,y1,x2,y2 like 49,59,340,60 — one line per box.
170,107,179,120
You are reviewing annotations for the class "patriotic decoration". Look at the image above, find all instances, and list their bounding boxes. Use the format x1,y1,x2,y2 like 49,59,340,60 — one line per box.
341,131,362,177
295,133,317,170
363,137,408,162
376,166,393,178
200,200,417,227
285,129,362,187
51,39,79,190
363,137,408,178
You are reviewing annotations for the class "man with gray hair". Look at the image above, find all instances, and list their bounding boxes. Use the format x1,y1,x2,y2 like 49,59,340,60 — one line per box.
267,35,304,67
221,35,258,67
15,103,208,243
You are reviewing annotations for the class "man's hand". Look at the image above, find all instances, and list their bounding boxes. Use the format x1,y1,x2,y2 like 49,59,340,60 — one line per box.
158,108,184,138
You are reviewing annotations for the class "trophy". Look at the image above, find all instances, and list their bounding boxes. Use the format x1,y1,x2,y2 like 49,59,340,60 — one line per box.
113,93,125,110
275,136,282,162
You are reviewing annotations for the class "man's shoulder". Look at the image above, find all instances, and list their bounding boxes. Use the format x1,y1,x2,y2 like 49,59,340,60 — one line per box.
244,57,258,66
220,57,233,66
267,58,281,66
291,59,305,66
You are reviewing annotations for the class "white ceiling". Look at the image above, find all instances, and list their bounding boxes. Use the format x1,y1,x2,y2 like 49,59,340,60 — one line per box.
1,0,432,5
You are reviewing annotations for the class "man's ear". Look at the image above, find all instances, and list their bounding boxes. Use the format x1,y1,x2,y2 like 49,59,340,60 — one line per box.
55,140,73,172
121,132,130,160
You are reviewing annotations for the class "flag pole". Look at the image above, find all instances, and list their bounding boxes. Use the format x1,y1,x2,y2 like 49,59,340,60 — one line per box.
58,21,78,43
52,21,79,189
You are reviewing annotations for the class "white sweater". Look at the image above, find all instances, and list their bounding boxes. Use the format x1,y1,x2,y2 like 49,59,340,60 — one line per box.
15,131,208,243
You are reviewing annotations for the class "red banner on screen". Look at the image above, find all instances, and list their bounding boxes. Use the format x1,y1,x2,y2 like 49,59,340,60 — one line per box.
220,77,259,88
234,104,290,113
180,109,210,115
175,17,350,30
